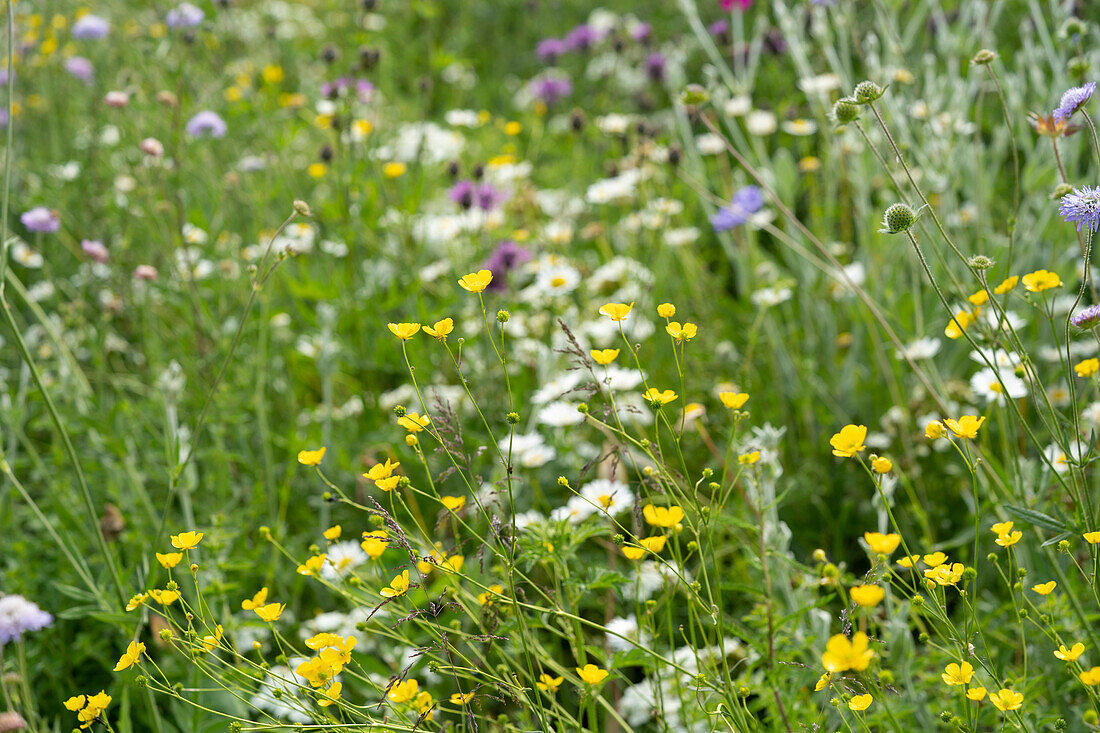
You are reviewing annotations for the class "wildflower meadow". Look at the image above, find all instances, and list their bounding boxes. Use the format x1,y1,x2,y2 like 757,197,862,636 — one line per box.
4,0,1100,731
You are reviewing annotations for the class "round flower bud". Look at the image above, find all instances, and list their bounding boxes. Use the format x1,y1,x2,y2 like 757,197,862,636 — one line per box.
1060,18,1087,38
1069,56,1090,76
812,548,827,563
497,309,510,323
394,404,407,417
292,199,312,217
880,203,917,234
681,84,710,106
832,97,860,124
1053,182,1074,199
967,254,994,270
557,476,570,487
506,411,520,424
971,49,996,65
853,80,883,104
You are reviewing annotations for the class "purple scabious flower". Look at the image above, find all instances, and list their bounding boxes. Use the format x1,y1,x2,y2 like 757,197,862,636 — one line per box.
707,19,730,37
0,595,53,645
166,2,204,28
530,75,572,106
1059,185,1100,233
185,110,227,138
644,52,666,82
448,180,476,209
20,207,59,233
63,56,94,84
1053,82,1096,124
564,24,602,52
536,37,567,62
710,186,764,231
72,14,110,39
1071,304,1100,329
474,183,507,211
483,240,531,291
321,77,375,103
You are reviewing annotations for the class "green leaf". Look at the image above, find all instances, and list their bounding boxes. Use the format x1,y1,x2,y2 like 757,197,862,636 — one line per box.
1004,505,1070,533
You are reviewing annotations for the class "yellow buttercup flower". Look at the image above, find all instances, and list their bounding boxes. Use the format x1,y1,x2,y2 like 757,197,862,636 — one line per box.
113,640,145,672
382,161,407,178
988,688,1023,711
125,593,148,612
719,392,749,409
995,531,1022,548
441,495,466,512
156,552,183,569
363,459,400,481
241,587,269,610
924,562,965,586
458,269,493,293
598,302,634,321
296,554,326,577
642,388,678,406
170,531,204,550
738,451,760,465
814,673,832,691
829,424,867,458
1080,667,1100,685
871,456,892,473
847,693,872,711
1022,269,1062,293
254,602,285,622
1055,642,1084,661
388,678,419,704
1031,581,1056,595
360,530,389,558
576,664,609,685
941,661,974,686
994,275,1019,294
297,447,326,466
64,695,87,712
991,521,1014,536
863,532,901,555
657,302,676,318
968,289,989,306
591,348,619,365
323,525,342,541
643,504,684,528
665,322,698,343
966,686,987,701
1085,531,1100,544
537,673,563,693
621,536,667,560
944,310,971,339
319,681,342,707
925,420,945,439
450,692,475,705
388,322,421,341
398,412,430,432
381,570,411,598
423,318,454,340
849,585,885,607
943,416,985,439
923,552,948,566
1076,358,1100,377
821,632,874,672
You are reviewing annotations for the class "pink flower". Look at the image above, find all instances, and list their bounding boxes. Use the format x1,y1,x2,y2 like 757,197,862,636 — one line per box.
104,91,129,107
720,0,752,9
133,265,158,280
139,137,164,157
81,240,109,263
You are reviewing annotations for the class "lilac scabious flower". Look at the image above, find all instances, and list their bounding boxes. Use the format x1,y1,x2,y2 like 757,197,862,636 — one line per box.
166,2,204,28
710,186,764,231
0,595,53,644
1071,304,1100,329
564,24,602,52
449,180,507,211
707,19,730,37
63,56,94,84
185,110,227,138
1059,185,1100,233
1053,82,1095,124
72,14,110,39
536,37,567,62
448,179,476,208
21,207,59,233
530,75,572,106
483,240,531,291
321,77,375,103
644,52,666,82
